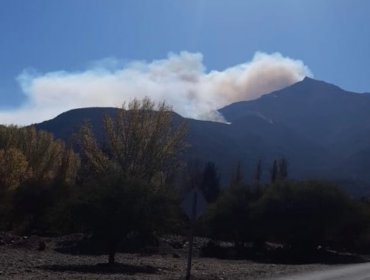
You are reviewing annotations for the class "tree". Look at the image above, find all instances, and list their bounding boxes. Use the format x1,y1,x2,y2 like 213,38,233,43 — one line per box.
256,180,367,253
0,148,31,191
200,162,220,203
270,158,288,183
0,125,80,185
0,148,31,230
271,160,278,183
278,158,288,181
254,160,262,186
74,175,178,264
79,98,187,182
0,125,80,233
204,184,262,252
230,160,244,187
76,98,187,264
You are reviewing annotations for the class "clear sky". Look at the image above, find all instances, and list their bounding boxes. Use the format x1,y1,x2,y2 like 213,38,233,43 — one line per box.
1,0,370,122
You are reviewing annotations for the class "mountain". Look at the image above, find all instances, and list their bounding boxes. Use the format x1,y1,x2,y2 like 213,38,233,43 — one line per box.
35,77,370,195
220,77,370,191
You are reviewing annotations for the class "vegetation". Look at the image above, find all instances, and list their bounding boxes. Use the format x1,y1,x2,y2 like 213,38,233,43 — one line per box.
202,179,370,260
256,181,369,252
72,175,178,264
74,98,187,264
1,101,370,265
271,158,288,183
77,98,187,182
203,184,262,249
0,125,80,187
183,160,221,203
0,125,79,231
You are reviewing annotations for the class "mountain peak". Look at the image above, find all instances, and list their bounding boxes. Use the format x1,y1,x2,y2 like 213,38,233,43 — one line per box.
220,76,370,125
291,76,344,93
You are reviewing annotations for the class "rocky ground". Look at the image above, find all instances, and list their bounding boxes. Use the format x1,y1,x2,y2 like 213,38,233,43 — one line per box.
0,232,335,279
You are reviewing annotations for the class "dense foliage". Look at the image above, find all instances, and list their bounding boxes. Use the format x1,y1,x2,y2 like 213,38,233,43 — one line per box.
202,180,370,259
0,125,79,232
0,125,80,187
73,98,187,263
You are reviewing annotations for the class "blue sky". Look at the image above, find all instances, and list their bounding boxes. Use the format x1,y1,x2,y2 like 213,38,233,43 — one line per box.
1,0,370,123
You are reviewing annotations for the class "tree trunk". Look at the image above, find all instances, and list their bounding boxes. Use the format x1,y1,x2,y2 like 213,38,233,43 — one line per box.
108,250,115,264
108,237,121,265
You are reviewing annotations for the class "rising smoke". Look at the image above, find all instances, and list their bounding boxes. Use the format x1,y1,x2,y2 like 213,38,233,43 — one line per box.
0,52,312,125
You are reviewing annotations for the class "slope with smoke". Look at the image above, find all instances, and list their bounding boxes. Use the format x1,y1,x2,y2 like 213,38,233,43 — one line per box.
0,52,312,125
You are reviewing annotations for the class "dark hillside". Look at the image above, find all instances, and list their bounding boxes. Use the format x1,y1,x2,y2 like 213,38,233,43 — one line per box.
34,78,370,194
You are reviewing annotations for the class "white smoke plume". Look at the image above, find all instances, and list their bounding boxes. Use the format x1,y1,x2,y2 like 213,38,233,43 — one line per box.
0,51,312,125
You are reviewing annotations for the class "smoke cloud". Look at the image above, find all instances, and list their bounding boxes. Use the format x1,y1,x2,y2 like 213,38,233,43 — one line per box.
0,52,312,125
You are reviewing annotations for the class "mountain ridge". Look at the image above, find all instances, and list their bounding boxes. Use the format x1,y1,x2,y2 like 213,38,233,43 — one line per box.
33,77,370,195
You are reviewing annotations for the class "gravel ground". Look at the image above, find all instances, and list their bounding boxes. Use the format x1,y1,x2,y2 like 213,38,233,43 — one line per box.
0,241,329,280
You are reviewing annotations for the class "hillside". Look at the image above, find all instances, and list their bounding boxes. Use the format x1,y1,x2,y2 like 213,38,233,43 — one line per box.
35,77,370,194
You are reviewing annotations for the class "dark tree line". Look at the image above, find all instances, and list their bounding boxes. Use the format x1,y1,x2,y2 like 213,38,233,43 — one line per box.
201,179,370,259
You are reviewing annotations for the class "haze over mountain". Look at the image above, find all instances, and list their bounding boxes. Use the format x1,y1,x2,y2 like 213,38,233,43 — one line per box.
35,77,370,195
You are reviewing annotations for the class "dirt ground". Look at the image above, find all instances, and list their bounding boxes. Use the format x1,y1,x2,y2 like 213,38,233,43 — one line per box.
0,248,330,280
0,234,329,280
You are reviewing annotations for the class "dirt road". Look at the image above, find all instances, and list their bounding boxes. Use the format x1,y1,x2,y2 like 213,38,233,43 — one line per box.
274,263,370,280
